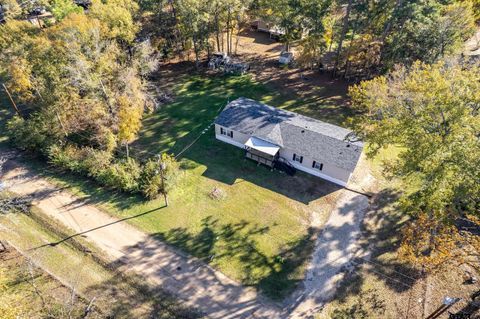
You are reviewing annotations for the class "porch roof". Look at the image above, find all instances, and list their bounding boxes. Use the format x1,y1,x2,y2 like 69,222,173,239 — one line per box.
245,136,280,156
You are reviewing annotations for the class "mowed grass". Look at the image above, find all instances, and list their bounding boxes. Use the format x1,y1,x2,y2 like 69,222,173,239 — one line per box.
63,74,343,299
1,74,349,299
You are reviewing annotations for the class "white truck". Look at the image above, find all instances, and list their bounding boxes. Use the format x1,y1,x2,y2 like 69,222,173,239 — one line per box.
279,51,294,65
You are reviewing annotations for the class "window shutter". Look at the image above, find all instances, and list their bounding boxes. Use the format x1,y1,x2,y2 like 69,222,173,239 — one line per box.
220,127,224,135
312,160,316,168
300,156,303,163
230,131,233,138
293,154,296,161
320,163,323,171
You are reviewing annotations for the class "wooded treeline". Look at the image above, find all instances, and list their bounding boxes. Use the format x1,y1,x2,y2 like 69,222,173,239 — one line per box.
137,0,477,79
0,0,178,199
2,0,477,80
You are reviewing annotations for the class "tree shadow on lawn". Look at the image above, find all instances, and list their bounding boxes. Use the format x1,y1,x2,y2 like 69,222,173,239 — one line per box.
117,215,318,301
330,188,423,306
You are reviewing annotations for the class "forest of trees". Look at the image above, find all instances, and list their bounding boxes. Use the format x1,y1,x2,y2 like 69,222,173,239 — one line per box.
0,0,479,268
0,0,178,199
350,61,480,269
136,0,477,78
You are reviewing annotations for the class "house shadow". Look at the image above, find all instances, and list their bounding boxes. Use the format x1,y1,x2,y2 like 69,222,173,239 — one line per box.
181,132,342,205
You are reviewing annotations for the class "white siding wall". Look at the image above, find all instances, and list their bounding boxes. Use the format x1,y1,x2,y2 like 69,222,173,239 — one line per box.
215,124,249,148
214,124,352,186
279,148,351,186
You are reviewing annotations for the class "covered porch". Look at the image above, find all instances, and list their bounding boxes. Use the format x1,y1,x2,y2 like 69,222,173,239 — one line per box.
244,137,280,168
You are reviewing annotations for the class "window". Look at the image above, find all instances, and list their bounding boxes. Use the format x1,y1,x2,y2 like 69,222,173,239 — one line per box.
220,127,233,138
312,161,323,171
293,153,303,163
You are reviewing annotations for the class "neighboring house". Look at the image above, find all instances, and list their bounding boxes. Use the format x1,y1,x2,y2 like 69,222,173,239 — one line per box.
250,20,285,39
214,98,363,187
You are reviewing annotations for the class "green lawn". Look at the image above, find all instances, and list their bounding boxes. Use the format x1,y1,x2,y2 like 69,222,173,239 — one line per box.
1,73,350,300
105,74,345,299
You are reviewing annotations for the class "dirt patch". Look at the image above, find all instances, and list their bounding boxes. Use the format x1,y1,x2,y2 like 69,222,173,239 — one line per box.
155,29,354,126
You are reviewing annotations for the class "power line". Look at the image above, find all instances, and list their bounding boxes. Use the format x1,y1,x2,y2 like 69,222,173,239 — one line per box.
352,253,420,282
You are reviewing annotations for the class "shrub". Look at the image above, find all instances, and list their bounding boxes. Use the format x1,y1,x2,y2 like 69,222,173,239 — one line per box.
48,145,176,198
7,115,58,153
81,147,112,177
139,154,179,199
48,145,112,177
140,159,162,199
97,158,141,193
48,144,84,173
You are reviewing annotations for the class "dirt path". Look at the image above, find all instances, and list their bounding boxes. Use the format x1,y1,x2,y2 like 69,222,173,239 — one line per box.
286,190,369,318
1,152,369,319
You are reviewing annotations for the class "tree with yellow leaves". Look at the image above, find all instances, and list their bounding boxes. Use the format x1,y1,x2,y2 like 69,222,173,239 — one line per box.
117,95,144,159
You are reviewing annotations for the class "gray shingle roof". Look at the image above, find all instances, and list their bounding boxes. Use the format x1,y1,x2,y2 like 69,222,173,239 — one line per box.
215,97,363,171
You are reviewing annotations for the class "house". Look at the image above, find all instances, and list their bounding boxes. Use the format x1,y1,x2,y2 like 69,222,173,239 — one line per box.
214,98,363,187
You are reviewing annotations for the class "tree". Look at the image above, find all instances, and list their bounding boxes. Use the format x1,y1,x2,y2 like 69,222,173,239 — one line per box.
50,0,83,21
259,0,304,51
89,0,139,43
0,8,155,152
140,153,179,200
398,213,480,272
381,0,475,69
350,60,480,268
117,94,143,158
350,61,480,216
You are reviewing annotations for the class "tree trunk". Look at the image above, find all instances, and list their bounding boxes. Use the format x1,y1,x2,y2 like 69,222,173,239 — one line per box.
333,0,353,77
193,33,200,68
226,7,231,54
215,10,221,52
235,23,241,54
125,143,129,159
221,32,224,52
170,0,180,54
343,25,358,78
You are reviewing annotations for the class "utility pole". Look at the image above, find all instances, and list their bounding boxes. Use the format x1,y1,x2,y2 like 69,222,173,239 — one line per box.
156,154,169,207
2,83,22,118
425,297,461,319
